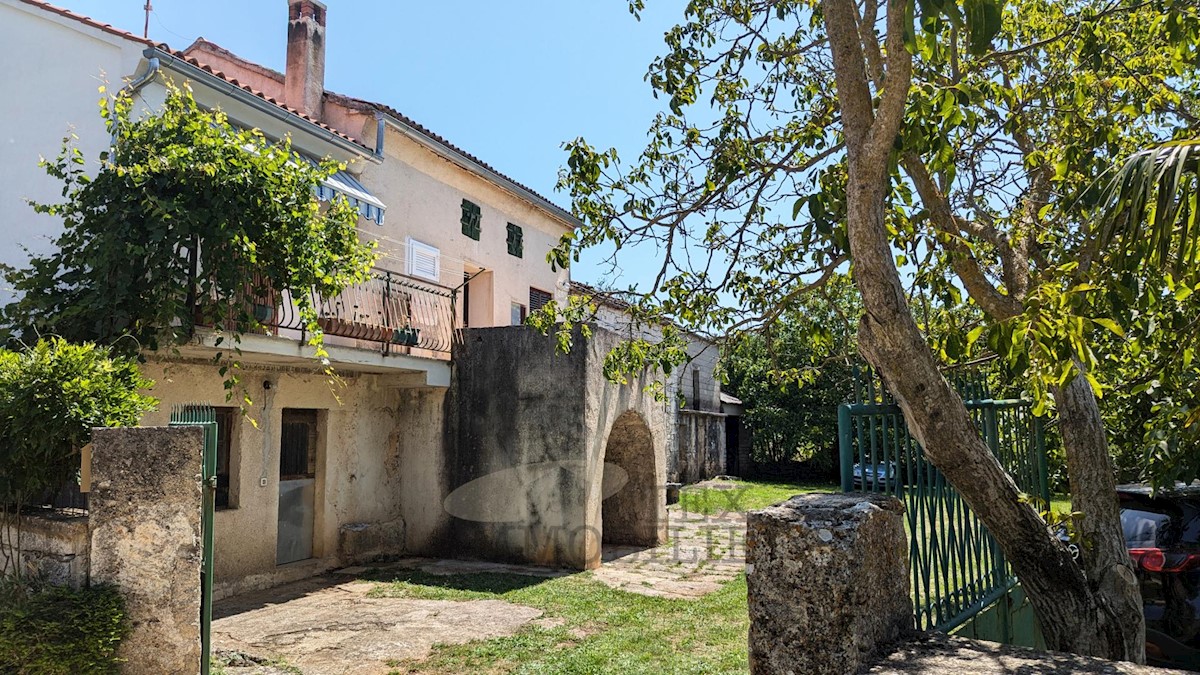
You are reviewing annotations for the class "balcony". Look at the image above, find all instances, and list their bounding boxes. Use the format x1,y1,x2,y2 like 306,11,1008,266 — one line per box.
249,268,456,359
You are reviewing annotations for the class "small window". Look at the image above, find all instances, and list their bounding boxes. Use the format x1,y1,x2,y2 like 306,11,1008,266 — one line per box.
407,238,441,282
692,368,701,409
511,302,527,326
460,199,481,240
506,223,524,258
529,288,552,312
214,407,237,509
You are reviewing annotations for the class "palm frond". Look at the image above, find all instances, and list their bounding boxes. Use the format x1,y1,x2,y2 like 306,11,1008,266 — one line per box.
1097,140,1200,274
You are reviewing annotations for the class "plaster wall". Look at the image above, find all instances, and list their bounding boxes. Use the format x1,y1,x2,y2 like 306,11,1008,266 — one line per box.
352,121,572,327
0,1,150,307
443,326,669,569
179,40,575,329
139,359,425,598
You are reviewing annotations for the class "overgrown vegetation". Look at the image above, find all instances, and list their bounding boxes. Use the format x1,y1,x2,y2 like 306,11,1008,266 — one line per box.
366,570,748,675
0,338,155,583
3,84,376,402
0,582,128,674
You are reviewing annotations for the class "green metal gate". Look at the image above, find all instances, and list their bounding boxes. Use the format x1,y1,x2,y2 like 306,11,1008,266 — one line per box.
837,370,1049,645
170,404,218,675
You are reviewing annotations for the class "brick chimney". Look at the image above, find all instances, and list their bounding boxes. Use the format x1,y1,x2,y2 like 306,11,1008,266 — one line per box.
285,0,326,119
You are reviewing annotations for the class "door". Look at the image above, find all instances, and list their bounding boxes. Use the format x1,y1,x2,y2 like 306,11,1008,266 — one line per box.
277,409,318,565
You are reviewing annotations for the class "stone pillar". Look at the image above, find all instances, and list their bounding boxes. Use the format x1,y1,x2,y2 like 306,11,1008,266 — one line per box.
747,493,911,675
89,426,204,675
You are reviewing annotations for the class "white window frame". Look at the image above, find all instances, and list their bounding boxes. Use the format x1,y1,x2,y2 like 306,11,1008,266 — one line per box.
407,238,441,282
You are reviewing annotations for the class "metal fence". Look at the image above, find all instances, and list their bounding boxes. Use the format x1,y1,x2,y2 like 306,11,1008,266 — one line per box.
213,267,456,356
838,368,1048,636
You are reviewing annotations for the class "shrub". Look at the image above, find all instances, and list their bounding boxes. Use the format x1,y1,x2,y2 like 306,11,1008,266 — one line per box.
0,338,156,582
0,583,128,674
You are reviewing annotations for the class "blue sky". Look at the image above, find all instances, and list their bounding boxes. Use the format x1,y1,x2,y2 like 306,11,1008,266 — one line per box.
58,0,687,289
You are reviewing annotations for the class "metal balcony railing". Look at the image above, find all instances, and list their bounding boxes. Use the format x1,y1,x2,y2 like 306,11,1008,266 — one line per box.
246,268,455,356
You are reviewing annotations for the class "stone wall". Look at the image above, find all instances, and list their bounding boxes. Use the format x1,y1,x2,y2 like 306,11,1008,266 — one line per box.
670,409,727,484
441,325,669,569
747,492,911,675
0,511,88,587
90,426,204,675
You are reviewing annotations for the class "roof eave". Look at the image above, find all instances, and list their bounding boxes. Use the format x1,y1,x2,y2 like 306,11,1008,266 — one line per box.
148,47,380,163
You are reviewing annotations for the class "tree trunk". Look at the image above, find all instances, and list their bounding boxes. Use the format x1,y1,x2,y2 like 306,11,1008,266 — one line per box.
1057,370,1146,662
821,0,1140,658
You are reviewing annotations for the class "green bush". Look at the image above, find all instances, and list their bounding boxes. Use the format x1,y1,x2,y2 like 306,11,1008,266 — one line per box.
0,583,128,674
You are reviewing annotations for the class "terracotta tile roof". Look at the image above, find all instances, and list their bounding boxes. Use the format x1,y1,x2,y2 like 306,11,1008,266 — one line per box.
15,0,155,46
154,46,371,151
184,39,576,224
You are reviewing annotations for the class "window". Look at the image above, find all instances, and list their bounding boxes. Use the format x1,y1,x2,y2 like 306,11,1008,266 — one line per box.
511,302,527,326
407,238,441,282
214,407,237,509
506,223,523,258
529,287,552,312
460,199,481,240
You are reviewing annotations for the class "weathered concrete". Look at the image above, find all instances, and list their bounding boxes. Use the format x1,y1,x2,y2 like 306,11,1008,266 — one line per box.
671,409,727,484
747,493,911,675
0,510,88,587
865,632,1190,674
89,426,204,675
443,326,670,569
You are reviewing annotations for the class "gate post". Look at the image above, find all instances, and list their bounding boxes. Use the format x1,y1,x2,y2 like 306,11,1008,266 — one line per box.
838,404,853,492
88,426,204,675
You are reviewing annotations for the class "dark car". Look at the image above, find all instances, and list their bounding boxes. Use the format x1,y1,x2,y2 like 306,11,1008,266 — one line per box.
1117,485,1200,669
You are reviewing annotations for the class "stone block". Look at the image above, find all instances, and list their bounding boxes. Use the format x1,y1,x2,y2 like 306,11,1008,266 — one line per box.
338,518,406,565
89,426,203,675
747,492,911,675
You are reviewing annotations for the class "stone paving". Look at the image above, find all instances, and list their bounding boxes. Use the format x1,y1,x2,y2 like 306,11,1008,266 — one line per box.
591,505,746,598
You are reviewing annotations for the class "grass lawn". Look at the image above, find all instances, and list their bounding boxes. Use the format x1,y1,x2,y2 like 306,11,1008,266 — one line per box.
367,569,750,675
351,481,1068,674
678,479,839,516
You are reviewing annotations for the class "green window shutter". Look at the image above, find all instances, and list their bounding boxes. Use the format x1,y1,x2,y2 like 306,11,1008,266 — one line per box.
506,223,523,258
461,199,481,240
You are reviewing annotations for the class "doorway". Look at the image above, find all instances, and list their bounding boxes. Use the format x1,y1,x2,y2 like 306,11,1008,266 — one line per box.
277,409,318,565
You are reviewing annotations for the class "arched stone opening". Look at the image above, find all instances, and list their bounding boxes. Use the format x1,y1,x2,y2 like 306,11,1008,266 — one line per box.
600,410,658,546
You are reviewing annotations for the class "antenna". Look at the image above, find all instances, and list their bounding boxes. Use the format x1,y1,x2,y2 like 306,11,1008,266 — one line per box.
143,1,152,39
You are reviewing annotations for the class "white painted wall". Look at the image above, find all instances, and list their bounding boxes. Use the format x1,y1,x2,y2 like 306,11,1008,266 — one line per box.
0,0,150,306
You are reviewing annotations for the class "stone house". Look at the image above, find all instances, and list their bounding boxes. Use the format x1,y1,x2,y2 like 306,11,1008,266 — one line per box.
0,0,721,595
